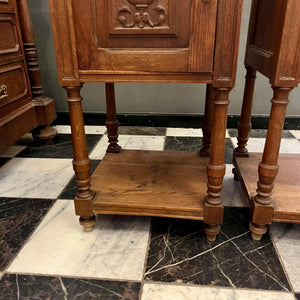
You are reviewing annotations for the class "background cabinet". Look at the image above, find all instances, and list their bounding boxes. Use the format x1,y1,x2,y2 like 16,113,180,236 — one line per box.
0,0,57,154
233,0,300,240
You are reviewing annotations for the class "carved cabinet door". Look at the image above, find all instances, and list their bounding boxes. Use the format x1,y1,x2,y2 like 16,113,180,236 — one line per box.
72,0,218,73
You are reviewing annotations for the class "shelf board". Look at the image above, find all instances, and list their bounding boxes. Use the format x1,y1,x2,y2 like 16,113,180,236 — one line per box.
91,150,208,220
234,153,300,223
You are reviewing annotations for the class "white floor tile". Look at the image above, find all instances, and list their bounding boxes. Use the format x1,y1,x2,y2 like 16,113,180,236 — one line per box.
0,158,74,199
230,137,300,154
8,200,151,281
90,135,165,159
166,128,230,138
53,125,106,135
290,130,300,139
0,145,26,158
141,283,294,300
222,164,248,207
270,223,300,293
166,128,203,137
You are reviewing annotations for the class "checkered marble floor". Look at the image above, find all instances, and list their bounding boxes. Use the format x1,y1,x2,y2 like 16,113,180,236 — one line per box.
0,126,299,300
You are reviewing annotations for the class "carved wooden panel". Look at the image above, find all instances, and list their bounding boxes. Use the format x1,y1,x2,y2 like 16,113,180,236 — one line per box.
0,16,20,57
107,0,173,35
0,61,29,108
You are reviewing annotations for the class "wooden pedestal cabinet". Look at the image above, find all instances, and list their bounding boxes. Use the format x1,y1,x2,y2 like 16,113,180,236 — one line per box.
0,0,57,154
233,0,300,240
49,0,243,241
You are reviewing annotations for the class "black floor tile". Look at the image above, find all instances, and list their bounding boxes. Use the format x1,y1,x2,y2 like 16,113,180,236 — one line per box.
58,160,101,199
228,129,294,139
164,136,202,152
0,198,54,271
0,274,141,300
295,293,300,300
164,137,234,164
16,134,102,158
145,207,290,291
118,126,166,136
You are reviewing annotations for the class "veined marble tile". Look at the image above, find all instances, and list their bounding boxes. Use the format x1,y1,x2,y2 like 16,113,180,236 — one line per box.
8,200,151,281
1,274,140,300
145,208,290,290
118,126,166,136
0,198,54,271
166,128,230,138
230,137,300,153
0,145,26,158
53,125,106,135
290,130,300,139
270,223,300,293
222,164,248,207
0,158,74,199
166,128,203,137
90,135,165,159
141,283,295,300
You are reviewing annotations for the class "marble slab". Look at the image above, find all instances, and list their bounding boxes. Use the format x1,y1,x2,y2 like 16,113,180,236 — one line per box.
0,146,26,158
0,158,74,199
17,134,101,158
58,160,101,199
222,164,248,207
270,223,300,293
145,207,290,291
53,125,107,135
118,126,166,136
0,274,140,300
141,283,295,300
166,128,230,138
230,137,300,153
228,129,294,139
90,135,165,159
0,198,54,271
8,200,151,281
289,130,300,140
164,137,234,164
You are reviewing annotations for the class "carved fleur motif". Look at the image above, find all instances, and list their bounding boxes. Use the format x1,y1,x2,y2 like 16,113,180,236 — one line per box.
118,0,167,29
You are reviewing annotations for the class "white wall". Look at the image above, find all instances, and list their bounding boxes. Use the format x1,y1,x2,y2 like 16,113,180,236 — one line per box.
28,0,300,116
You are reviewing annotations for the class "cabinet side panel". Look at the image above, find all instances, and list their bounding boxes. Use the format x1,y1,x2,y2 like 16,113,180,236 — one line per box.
213,0,243,87
275,0,300,87
48,0,79,86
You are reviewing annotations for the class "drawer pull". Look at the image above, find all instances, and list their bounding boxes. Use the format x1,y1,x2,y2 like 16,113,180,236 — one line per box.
0,84,8,100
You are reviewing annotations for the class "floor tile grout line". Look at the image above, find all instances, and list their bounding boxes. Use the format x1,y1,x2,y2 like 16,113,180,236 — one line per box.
139,279,295,294
268,227,297,295
139,217,154,300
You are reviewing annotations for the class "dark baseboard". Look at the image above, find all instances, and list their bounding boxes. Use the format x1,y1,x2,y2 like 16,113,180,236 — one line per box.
54,113,300,130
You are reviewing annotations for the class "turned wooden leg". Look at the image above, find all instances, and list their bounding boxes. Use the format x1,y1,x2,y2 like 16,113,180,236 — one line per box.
105,83,121,153
204,87,231,241
65,85,96,232
200,84,214,156
234,66,257,157
250,87,292,240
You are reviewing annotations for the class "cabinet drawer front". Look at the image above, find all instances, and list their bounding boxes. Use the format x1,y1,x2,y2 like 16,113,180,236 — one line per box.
0,0,14,13
0,15,21,59
71,0,217,73
0,61,30,108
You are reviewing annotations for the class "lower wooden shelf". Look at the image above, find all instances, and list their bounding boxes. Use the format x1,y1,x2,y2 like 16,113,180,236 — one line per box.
234,153,300,223
90,150,208,220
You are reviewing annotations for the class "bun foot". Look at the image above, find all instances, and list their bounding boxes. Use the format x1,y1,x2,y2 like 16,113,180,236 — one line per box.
79,215,96,232
232,167,239,181
249,222,267,241
107,143,122,153
204,224,220,242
